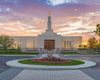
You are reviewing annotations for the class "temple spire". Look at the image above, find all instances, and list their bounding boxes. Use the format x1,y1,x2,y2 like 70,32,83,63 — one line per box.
47,11,52,30
49,11,50,16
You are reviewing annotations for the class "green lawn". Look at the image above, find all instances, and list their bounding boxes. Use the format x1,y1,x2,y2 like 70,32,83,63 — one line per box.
0,51,38,55
62,52,100,55
18,59,84,66
0,50,100,55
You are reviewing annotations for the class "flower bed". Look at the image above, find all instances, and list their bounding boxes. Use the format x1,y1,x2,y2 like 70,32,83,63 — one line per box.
18,59,85,66
30,59,72,63
18,55,84,66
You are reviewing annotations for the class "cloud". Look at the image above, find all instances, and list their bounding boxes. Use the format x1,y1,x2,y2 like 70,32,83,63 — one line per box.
46,0,78,6
0,7,12,13
0,0,100,42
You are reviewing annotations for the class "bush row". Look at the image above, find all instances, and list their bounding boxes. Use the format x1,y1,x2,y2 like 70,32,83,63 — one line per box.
61,52,78,54
0,50,38,55
0,51,22,54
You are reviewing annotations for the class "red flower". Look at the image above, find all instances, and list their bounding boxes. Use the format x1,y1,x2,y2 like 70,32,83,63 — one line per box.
33,59,72,63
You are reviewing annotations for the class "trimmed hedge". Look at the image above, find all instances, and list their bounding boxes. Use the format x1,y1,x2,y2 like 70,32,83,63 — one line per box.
0,50,38,55
61,52,78,54
78,49,89,50
0,49,22,54
96,50,100,52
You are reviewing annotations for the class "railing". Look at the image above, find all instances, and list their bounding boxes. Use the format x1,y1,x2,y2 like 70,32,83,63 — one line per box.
39,48,61,54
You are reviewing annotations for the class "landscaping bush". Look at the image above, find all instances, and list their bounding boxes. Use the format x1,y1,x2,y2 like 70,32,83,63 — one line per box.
0,48,21,54
96,50,100,52
0,50,38,55
61,52,78,54
78,48,89,50
0,51,21,54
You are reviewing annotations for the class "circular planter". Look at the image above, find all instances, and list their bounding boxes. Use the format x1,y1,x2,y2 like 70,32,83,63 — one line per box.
6,59,96,70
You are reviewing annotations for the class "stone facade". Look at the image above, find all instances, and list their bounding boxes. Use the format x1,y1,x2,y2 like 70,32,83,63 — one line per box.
38,33,62,49
11,35,82,50
62,36,82,49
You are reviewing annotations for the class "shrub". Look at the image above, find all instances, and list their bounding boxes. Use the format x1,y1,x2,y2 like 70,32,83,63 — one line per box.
0,50,21,54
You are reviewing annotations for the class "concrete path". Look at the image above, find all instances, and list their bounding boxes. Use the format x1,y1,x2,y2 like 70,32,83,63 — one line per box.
1,68,99,80
0,55,100,80
0,68,23,80
13,70,94,80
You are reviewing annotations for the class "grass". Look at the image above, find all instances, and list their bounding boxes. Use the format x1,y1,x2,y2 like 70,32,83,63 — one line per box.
0,50,100,55
18,59,85,66
61,52,100,55
0,51,38,55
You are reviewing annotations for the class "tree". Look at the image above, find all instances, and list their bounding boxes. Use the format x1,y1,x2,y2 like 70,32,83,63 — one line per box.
79,45,82,48
88,37,98,49
83,45,87,49
94,24,100,44
0,35,14,50
81,45,87,49
15,41,22,52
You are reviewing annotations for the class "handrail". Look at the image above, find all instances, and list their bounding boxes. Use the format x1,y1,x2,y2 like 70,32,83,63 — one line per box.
39,48,61,54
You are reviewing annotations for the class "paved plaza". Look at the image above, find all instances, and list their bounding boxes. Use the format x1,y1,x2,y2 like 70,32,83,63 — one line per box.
0,55,100,80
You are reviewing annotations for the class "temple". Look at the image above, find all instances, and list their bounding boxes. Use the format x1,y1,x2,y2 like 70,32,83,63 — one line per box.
12,12,82,51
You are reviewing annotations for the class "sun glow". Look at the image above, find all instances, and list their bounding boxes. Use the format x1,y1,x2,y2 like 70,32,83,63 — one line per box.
82,42,88,45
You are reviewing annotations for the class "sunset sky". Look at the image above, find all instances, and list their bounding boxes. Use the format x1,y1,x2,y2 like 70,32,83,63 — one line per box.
0,0,100,42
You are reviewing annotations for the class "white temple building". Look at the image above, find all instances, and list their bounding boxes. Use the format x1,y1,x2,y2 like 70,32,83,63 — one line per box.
11,12,82,51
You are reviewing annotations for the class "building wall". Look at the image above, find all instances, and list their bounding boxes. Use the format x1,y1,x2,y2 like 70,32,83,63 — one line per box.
62,36,82,49
11,36,82,50
38,34,62,49
11,36,38,50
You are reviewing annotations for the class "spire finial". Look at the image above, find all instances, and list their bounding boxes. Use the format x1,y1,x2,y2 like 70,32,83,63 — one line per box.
49,11,50,16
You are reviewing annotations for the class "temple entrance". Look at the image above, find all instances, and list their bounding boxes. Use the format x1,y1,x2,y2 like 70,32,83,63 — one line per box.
44,40,55,50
